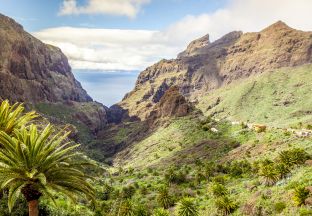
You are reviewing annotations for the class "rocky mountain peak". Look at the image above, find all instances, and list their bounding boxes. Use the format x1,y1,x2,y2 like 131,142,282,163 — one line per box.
0,14,109,137
0,13,92,103
261,20,292,33
119,21,312,120
0,13,23,31
178,34,210,58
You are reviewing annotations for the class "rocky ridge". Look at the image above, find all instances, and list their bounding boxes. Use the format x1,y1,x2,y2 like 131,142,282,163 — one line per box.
118,21,312,120
0,14,108,134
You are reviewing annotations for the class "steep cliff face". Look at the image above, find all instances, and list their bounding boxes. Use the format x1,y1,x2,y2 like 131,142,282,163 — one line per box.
0,14,91,103
118,21,312,120
148,86,192,120
0,14,108,135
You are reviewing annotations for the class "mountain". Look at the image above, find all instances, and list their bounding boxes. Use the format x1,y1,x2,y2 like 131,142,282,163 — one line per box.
1,14,312,216
103,22,312,216
197,63,312,127
118,21,312,120
100,21,312,165
0,14,91,103
0,14,108,143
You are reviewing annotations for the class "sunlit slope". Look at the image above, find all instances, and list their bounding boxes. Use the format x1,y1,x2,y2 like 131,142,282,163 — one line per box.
113,116,240,169
197,64,312,127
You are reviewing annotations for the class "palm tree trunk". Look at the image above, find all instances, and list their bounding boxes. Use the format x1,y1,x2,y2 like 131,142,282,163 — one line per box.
28,200,39,216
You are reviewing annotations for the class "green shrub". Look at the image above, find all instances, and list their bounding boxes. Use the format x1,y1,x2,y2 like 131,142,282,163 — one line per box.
212,175,227,185
117,199,136,216
194,171,206,184
299,208,312,216
121,185,136,199
101,183,113,201
305,124,312,130
203,162,216,179
273,202,286,213
175,197,199,216
194,162,216,183
227,160,252,177
240,122,248,129
153,208,170,216
279,148,310,167
140,186,148,195
135,204,149,216
293,186,310,206
215,196,238,215
164,168,187,185
275,162,291,179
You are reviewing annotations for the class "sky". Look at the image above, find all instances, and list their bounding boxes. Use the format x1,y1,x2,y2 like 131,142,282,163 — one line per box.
1,0,312,105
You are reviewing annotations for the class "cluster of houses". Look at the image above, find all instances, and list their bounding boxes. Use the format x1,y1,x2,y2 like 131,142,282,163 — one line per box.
229,120,312,137
208,118,312,138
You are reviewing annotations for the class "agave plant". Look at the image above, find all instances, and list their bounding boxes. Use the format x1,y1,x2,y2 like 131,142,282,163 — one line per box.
157,186,174,209
0,100,37,135
0,124,95,216
175,197,199,216
153,208,170,216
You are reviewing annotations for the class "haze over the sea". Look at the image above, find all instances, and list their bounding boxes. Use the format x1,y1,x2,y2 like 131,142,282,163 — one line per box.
73,70,139,106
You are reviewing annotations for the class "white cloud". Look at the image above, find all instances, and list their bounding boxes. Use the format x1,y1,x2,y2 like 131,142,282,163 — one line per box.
35,0,312,71
163,0,312,42
59,0,150,18
33,27,180,71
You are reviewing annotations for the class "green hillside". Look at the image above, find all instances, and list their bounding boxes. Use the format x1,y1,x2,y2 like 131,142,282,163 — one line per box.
107,116,312,216
197,64,312,127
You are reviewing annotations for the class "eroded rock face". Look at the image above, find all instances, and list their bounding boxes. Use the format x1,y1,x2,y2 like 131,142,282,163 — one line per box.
178,34,211,58
71,101,108,133
0,14,108,134
148,86,192,120
118,21,312,119
0,14,91,103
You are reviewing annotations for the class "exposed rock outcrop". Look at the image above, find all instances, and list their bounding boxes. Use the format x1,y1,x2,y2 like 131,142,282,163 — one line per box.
148,86,192,120
178,34,211,58
0,14,108,134
0,13,91,103
118,21,312,119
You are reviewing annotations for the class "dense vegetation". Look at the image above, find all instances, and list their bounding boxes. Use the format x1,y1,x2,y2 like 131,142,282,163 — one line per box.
94,116,312,215
0,101,95,216
197,64,312,127
2,64,312,215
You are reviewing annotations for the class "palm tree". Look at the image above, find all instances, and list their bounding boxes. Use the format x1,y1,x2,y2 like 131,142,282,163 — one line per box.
275,162,290,179
215,196,238,215
175,197,199,216
0,100,37,200
135,203,149,216
293,186,310,206
210,183,228,197
153,208,170,216
0,124,95,216
258,163,279,186
0,100,37,135
157,186,174,209
117,199,135,216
